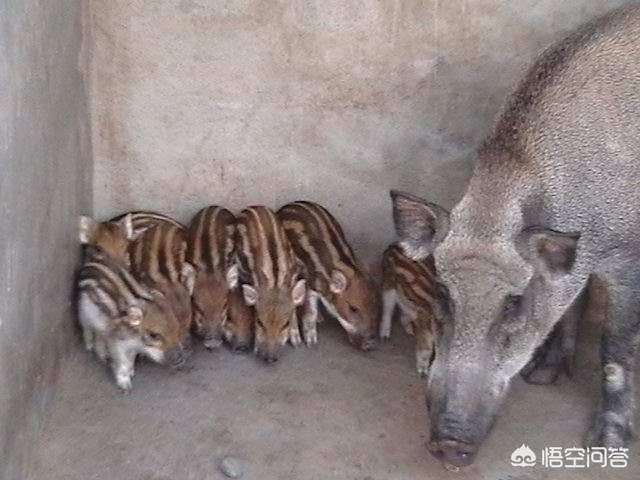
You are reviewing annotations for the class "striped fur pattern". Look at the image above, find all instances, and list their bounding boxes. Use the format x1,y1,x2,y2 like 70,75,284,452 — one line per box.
226,287,254,352
278,201,379,350
381,244,440,376
236,206,306,362
79,215,133,266
187,206,251,350
78,246,186,391
128,222,195,357
110,210,185,239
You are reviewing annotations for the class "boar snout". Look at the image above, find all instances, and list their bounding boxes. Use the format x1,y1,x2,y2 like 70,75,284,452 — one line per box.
428,438,478,468
428,410,481,467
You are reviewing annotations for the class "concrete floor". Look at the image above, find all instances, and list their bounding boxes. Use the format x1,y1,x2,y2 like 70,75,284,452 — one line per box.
29,319,638,480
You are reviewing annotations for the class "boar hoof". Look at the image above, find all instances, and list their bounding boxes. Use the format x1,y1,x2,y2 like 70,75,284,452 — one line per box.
585,414,635,448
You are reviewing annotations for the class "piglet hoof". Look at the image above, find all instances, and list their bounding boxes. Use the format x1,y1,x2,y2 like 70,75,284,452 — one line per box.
304,329,318,347
204,337,223,350
416,354,431,378
585,412,635,448
289,328,302,347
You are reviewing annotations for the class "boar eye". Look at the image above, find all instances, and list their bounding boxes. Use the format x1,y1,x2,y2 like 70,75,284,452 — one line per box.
503,294,523,318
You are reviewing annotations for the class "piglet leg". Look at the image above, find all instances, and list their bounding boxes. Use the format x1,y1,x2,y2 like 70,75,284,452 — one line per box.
301,291,319,346
108,342,137,392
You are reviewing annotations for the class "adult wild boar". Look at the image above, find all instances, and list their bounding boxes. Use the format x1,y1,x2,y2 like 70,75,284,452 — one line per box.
392,5,640,467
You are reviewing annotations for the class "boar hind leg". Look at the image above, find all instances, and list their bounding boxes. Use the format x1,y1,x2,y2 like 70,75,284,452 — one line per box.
521,289,584,385
301,290,319,347
586,276,639,448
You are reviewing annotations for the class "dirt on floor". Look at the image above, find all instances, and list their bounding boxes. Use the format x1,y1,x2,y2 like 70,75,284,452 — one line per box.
28,317,638,480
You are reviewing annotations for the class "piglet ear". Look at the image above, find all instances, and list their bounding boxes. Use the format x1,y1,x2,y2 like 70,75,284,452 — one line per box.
117,213,135,240
329,270,348,294
149,289,165,299
181,262,196,295
79,216,97,244
390,190,449,260
242,284,258,306
226,264,239,289
292,279,306,306
520,227,581,275
124,305,143,327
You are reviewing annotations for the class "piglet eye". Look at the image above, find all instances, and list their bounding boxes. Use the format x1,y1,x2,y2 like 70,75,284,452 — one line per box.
146,332,162,342
349,305,359,313
503,294,523,317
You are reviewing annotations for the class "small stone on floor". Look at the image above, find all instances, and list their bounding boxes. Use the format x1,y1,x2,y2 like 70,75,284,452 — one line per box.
220,456,244,479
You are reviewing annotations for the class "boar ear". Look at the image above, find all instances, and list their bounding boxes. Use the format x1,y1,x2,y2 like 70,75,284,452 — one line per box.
180,263,196,295
292,279,306,306
117,213,135,240
124,305,143,327
520,227,581,274
242,284,258,306
226,264,239,289
79,215,97,244
329,270,348,294
390,190,449,260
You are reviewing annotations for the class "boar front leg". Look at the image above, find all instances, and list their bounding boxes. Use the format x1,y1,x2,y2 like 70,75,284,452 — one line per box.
586,275,639,448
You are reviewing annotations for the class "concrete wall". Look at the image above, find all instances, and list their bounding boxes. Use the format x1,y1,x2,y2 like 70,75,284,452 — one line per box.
0,1,91,478
89,0,628,259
